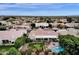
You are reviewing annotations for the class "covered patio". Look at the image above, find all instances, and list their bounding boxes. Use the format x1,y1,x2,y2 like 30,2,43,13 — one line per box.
36,38,59,42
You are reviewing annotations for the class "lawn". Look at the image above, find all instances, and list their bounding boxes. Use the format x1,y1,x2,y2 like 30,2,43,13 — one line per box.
33,44,41,49
29,42,43,51
0,45,14,53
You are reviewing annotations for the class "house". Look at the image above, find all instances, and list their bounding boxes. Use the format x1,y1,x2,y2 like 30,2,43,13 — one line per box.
12,20,22,25
28,28,58,41
54,19,67,23
13,25,30,29
59,19,67,23
0,29,27,45
58,29,68,35
67,28,79,37
65,23,79,28
50,23,58,27
50,23,65,28
0,21,7,25
58,28,79,37
35,23,49,28
6,22,12,26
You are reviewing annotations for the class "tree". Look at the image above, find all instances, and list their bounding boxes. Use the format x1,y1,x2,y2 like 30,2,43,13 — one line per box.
0,22,2,25
66,17,73,23
0,26,7,30
31,23,35,29
48,24,52,28
40,17,43,20
8,47,21,55
44,50,49,55
23,33,32,43
15,36,26,48
46,20,51,23
26,49,32,55
57,24,64,29
2,17,9,20
45,17,51,23
15,33,31,48
59,35,79,55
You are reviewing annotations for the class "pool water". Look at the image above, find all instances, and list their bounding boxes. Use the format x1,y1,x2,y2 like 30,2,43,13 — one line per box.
51,46,64,53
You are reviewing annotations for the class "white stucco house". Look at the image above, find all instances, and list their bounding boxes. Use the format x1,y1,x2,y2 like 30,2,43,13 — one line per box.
35,23,49,28
0,29,27,45
58,28,79,37
28,28,58,41
65,23,79,28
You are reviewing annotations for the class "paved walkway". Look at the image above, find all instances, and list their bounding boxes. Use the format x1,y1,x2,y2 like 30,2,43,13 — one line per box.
19,44,28,52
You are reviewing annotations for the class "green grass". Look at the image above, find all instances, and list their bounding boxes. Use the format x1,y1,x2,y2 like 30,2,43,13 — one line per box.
33,44,42,49
29,42,43,50
0,45,14,52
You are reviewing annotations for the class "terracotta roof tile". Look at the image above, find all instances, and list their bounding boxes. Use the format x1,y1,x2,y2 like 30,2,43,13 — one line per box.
29,28,58,36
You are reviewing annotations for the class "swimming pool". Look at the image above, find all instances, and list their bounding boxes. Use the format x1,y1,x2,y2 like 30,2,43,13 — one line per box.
51,46,64,53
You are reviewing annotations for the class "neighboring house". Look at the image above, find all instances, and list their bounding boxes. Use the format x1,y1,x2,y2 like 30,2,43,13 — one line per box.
50,23,64,27
35,23,49,28
13,25,30,30
54,19,67,23
58,28,79,37
65,23,79,28
59,19,67,23
67,28,79,37
0,29,27,45
50,23,58,27
0,21,12,26
12,20,22,25
6,22,12,26
0,21,7,25
58,29,68,35
28,28,58,41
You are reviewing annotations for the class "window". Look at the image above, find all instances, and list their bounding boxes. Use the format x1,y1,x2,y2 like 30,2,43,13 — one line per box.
53,38,58,42
36,38,41,40
2,40,9,44
36,38,43,41
44,38,48,40
12,42,14,44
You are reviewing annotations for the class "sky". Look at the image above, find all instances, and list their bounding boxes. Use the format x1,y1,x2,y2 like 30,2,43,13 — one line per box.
0,3,79,16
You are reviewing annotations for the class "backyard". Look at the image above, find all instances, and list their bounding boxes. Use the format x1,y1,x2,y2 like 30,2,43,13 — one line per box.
0,45,14,54
28,42,44,52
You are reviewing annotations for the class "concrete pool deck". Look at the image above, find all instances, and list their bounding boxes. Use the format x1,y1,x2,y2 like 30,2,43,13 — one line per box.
47,42,59,49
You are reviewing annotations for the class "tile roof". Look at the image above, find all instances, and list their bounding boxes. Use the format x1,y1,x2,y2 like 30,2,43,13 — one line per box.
29,28,58,37
0,29,27,41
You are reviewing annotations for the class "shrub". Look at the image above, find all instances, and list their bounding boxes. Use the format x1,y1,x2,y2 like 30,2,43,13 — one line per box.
7,47,21,55
31,23,35,29
26,49,32,55
15,37,26,48
59,35,79,55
